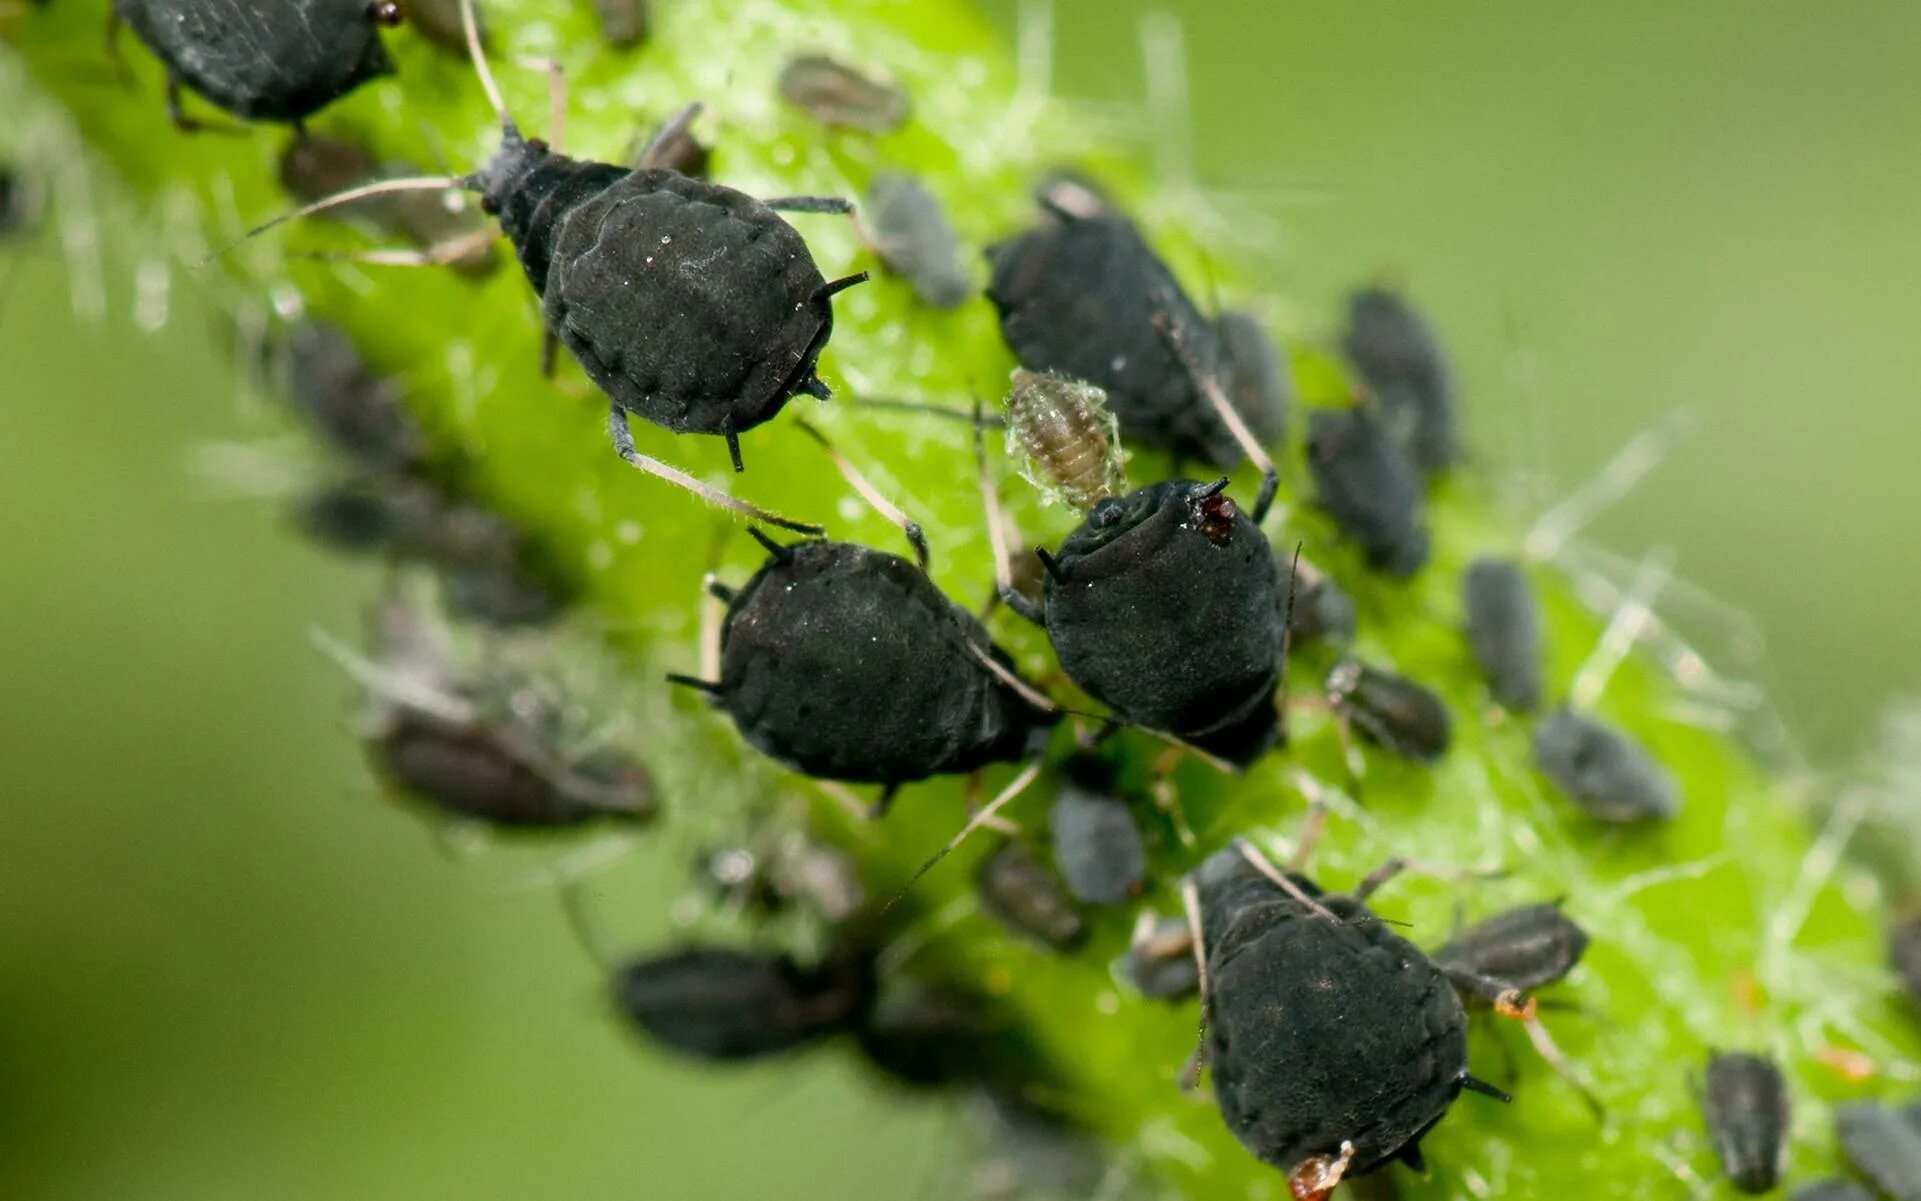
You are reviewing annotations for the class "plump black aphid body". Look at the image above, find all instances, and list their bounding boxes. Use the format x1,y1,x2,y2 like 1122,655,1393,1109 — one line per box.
976,841,1086,951
1116,913,1199,999
695,539,1055,789
1287,556,1356,647
1216,309,1290,447
113,0,400,126
1031,479,1283,766
1049,755,1145,905
1194,845,1475,1181
614,947,865,1062
986,190,1239,466
279,137,497,277
1790,1182,1874,1201
1433,902,1588,994
1532,709,1678,822
1462,557,1543,711
1835,1101,1921,1201
866,172,970,309
1890,916,1921,1013
1700,1052,1790,1194
1307,407,1430,576
476,133,846,448
371,709,653,828
1343,286,1457,476
777,54,910,134
1327,659,1451,764
587,0,648,48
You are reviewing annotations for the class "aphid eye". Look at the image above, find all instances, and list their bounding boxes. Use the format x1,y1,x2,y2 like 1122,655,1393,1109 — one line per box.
1195,493,1238,545
1092,497,1127,528
367,1,404,27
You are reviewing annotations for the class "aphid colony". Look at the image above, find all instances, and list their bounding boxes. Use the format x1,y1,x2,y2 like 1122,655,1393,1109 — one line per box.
85,0,1897,1195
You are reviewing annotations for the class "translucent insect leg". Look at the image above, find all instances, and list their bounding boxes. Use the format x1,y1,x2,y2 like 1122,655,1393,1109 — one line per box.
974,400,1045,624
793,416,928,568
1155,306,1278,523
608,404,822,535
883,757,1046,911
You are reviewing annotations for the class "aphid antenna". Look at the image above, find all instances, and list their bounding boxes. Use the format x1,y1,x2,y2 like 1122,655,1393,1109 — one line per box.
1524,406,1698,561
881,756,1047,915
1233,839,1339,923
509,55,567,152
284,226,499,269
608,407,824,534
1154,306,1278,523
203,174,473,264
458,0,512,130
1568,545,1674,711
308,626,476,727
793,416,928,569
853,397,1006,428
1176,874,1211,1089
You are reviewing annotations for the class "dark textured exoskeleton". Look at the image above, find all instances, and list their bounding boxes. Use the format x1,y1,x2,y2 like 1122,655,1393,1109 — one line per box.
1216,308,1291,448
1462,556,1544,712
278,136,497,278
1835,1101,1921,1201
1326,659,1452,765
672,536,1057,808
1189,840,1509,1197
986,181,1242,466
1009,479,1286,766
976,840,1086,951
614,946,866,1062
1115,911,1200,1000
1343,285,1457,476
865,172,970,309
1699,1052,1791,1194
370,708,652,828
1306,406,1430,576
777,54,910,134
1049,754,1146,905
111,0,402,130
1433,902,1589,994
1532,709,1678,822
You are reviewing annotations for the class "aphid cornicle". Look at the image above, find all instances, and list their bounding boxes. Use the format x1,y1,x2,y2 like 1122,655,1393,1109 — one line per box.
976,840,1086,952
1343,285,1458,476
1532,709,1679,822
1326,659,1452,765
614,946,866,1062
777,54,911,135
865,172,970,310
1049,754,1146,906
1432,902,1589,993
1835,1101,1921,1201
1187,840,1510,1198
1699,1051,1791,1194
111,0,403,130
671,534,1057,812
986,180,1242,467
1462,556,1544,712
1306,405,1430,577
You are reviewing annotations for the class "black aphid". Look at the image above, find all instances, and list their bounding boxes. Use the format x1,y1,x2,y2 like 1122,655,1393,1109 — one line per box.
976,840,1086,951
986,179,1244,467
1185,839,1511,1198
587,0,648,49
278,135,498,277
1216,308,1290,447
1462,557,1544,711
371,708,651,827
1326,659,1451,765
853,978,1021,1092
777,54,910,134
1115,912,1199,1000
1532,709,1678,822
865,172,970,309
672,534,1056,812
1287,556,1356,647
1790,1183,1875,1201
1890,916,1921,1012
1048,754,1146,906
1343,285,1457,476
1306,405,1430,576
1835,1101,1921,1201
277,320,428,473
1699,1052,1790,1194
247,7,866,531
1433,902,1589,994
111,0,402,130
614,946,865,1062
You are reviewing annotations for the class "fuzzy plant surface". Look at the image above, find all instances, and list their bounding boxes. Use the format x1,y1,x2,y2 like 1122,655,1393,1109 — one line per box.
5,2,1918,1198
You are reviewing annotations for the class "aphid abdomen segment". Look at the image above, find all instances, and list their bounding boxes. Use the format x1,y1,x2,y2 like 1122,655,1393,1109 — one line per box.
1003,369,1126,510
544,169,832,437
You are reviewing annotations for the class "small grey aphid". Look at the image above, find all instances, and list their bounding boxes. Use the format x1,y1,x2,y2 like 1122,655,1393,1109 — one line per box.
1115,912,1198,999
1343,285,1458,476
1462,557,1544,711
1432,902,1589,993
111,0,402,129
1531,709,1678,822
1307,406,1430,577
865,172,970,309
976,841,1086,951
1700,1051,1790,1194
1048,754,1145,905
777,54,910,134
1835,1101,1921,1201
588,0,648,49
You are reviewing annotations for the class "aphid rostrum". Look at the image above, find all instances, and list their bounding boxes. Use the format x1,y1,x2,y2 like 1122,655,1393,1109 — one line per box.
976,840,1086,952
864,172,970,309
777,54,910,134
1343,284,1458,476
1699,1051,1790,1194
1306,405,1429,577
1462,556,1544,712
110,0,403,131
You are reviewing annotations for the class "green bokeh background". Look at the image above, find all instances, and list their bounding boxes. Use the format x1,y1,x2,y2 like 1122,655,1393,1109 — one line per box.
3,3,1918,1198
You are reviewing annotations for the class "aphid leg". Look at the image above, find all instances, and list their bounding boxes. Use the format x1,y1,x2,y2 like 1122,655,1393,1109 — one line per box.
163,76,241,136
869,781,903,820
635,102,704,170
608,404,823,535
1146,744,1197,849
1350,857,1407,902
974,399,1046,624
763,195,857,215
102,9,135,84
965,642,1059,716
1460,1075,1513,1103
539,327,559,380
1448,970,1600,1115
812,779,875,824
793,417,928,568
513,56,567,151
961,771,1021,836
1286,794,1327,872
1155,305,1278,523
1286,1140,1355,1201
697,573,728,681
884,757,1046,910
459,0,511,125
1234,839,1339,922
1176,875,1212,1091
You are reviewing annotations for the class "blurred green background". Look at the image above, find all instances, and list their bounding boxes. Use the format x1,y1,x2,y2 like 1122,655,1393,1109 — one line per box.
3,3,1918,1198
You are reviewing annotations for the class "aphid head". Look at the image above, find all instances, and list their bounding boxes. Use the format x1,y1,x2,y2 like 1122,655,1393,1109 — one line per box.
473,126,550,215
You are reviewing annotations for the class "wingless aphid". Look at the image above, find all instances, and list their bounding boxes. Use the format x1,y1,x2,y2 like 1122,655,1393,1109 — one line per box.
110,0,403,131
777,53,911,135
1462,556,1544,712
239,2,868,533
1049,753,1146,906
1325,658,1452,766
1343,284,1458,476
864,171,971,310
614,946,867,1062
1532,709,1678,822
1835,1101,1921,1201
976,840,1086,952
1307,404,1430,577
1699,1051,1791,1194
